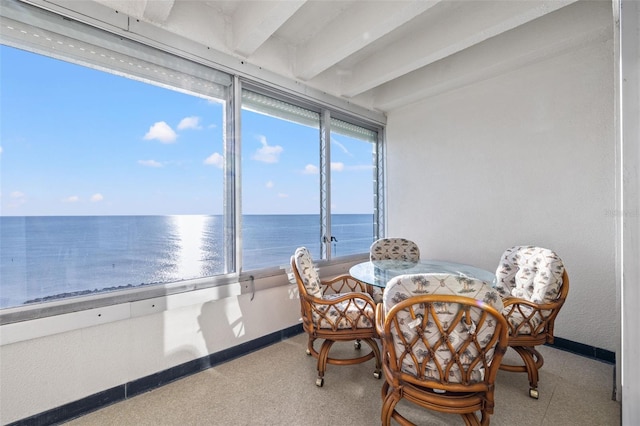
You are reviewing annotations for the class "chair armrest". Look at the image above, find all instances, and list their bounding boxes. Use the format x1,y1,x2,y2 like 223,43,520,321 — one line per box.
501,296,564,311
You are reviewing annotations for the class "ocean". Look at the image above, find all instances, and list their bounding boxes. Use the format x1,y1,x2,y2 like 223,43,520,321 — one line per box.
0,214,373,309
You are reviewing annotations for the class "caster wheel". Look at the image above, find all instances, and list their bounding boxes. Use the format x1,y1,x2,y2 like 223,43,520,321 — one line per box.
373,371,382,379
354,341,361,350
306,349,312,356
529,388,539,399
316,378,324,387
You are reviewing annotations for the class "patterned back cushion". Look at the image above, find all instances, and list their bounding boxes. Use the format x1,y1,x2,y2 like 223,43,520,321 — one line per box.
382,273,503,383
495,246,564,304
370,238,420,262
293,247,323,298
383,273,503,313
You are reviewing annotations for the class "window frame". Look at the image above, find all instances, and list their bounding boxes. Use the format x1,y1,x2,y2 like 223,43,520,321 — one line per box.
0,0,386,324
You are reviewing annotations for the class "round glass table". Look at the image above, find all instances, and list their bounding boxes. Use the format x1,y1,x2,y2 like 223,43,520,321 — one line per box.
349,259,497,288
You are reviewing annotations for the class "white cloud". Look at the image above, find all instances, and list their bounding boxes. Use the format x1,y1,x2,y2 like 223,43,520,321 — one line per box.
303,164,318,174
177,116,202,130
143,121,178,143
138,159,163,168
64,196,80,203
204,152,224,168
252,135,283,163
277,193,289,198
331,162,345,171
0,146,3,155
10,191,25,199
266,181,274,189
91,193,104,202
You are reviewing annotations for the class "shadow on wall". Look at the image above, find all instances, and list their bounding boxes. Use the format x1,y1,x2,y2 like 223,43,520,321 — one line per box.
198,294,248,357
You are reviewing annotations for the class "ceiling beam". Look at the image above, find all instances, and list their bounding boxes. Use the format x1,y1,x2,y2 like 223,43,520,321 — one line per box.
340,0,579,98
231,0,306,57
294,0,441,81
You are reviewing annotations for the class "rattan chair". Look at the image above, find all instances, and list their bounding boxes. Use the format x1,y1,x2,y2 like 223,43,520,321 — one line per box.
290,247,382,387
369,238,421,303
376,273,508,426
495,245,569,399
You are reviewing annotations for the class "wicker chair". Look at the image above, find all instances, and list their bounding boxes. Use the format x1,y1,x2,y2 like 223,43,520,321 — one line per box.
495,245,569,399
369,238,421,302
290,247,382,387
376,273,508,426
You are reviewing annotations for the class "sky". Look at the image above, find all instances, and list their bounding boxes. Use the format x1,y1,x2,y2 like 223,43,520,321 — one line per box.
0,44,375,216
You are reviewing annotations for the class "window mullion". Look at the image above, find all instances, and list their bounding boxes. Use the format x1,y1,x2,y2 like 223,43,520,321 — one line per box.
224,76,242,274
320,109,331,260
375,131,385,240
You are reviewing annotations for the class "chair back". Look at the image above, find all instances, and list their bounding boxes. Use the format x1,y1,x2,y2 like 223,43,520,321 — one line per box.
370,238,420,262
380,273,508,392
291,247,323,298
495,245,565,304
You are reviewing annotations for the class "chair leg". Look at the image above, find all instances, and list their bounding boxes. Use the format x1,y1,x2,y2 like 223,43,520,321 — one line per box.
500,346,544,398
306,335,316,356
315,339,335,387
381,385,401,426
362,337,382,379
461,412,482,426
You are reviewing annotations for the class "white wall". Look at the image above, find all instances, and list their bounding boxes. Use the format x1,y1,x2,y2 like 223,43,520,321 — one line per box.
385,5,615,351
620,0,640,421
0,278,299,424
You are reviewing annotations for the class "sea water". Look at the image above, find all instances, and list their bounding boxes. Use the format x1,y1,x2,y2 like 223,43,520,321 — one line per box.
0,214,373,309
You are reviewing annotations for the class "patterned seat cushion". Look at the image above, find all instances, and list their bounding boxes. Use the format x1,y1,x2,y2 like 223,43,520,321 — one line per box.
383,274,503,383
294,247,375,330
312,293,375,330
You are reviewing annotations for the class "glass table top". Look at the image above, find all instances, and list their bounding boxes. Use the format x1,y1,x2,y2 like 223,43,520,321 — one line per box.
349,259,497,288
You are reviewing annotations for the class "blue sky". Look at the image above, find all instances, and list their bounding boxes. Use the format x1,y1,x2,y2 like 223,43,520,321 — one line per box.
0,45,374,216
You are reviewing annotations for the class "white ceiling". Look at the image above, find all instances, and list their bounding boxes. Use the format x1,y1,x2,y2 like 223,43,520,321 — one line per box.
81,0,608,113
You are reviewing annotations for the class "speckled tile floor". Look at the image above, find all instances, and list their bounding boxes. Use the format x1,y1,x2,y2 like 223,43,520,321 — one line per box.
65,333,620,425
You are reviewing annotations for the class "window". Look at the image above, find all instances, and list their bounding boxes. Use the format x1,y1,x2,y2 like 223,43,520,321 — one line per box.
0,1,384,312
241,90,323,268
0,43,229,307
240,89,379,270
329,118,378,258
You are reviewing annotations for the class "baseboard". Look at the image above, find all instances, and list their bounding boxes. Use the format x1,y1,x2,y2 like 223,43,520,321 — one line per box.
7,324,304,426
547,336,615,364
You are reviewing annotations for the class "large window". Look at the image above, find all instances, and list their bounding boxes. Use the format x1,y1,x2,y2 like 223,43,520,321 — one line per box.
240,90,378,270
0,44,228,309
0,1,384,312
